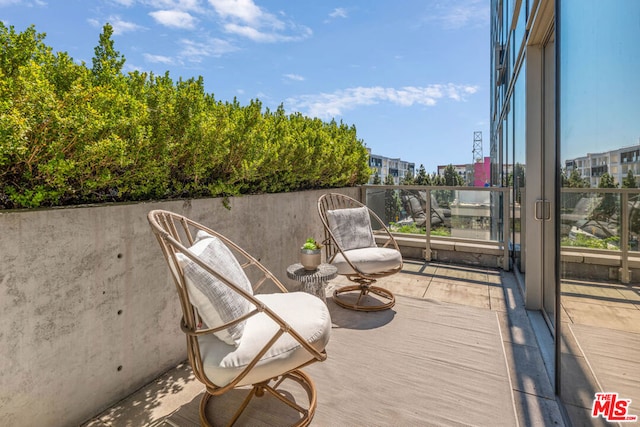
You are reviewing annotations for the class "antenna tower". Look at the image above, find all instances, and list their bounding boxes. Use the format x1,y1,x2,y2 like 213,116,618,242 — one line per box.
471,131,485,186
472,131,483,164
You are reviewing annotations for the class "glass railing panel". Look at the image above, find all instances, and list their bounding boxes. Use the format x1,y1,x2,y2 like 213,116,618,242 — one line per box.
392,188,429,234
628,192,640,252
364,186,429,234
365,187,415,232
364,185,509,270
560,190,621,250
511,187,522,267
392,187,455,236
449,189,499,242
364,186,504,243
429,189,454,237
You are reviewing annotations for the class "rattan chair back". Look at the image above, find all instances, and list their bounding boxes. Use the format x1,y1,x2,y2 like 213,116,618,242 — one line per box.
147,209,328,426
318,193,403,281
317,193,402,311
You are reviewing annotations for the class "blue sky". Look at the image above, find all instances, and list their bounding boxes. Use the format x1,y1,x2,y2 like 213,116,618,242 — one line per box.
560,1,640,162
1,0,490,174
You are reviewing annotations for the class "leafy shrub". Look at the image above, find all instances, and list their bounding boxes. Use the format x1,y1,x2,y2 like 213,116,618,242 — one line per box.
389,222,451,237
430,227,451,237
389,222,426,235
561,234,609,249
0,23,370,209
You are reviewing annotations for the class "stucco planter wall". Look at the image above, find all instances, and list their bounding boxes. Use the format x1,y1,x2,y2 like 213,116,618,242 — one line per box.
0,187,358,427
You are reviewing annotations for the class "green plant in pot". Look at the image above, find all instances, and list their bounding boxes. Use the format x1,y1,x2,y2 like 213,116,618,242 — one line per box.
300,238,323,270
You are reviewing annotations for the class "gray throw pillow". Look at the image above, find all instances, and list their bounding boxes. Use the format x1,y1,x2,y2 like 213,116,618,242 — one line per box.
177,232,254,346
326,206,376,251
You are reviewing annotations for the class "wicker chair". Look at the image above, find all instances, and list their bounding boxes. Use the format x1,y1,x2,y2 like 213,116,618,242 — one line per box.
317,193,403,311
147,210,331,426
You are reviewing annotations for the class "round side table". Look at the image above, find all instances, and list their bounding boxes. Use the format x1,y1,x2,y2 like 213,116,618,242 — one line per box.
286,263,338,303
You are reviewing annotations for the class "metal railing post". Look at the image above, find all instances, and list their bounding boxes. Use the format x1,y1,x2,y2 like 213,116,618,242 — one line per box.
502,188,510,271
621,191,630,283
424,188,432,261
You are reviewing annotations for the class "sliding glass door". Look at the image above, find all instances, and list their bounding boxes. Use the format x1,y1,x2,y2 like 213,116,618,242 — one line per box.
558,1,640,424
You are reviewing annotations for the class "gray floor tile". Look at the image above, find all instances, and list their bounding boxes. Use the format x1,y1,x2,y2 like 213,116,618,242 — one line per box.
563,402,611,427
560,353,601,409
497,309,538,346
512,391,565,427
424,279,491,309
504,343,555,399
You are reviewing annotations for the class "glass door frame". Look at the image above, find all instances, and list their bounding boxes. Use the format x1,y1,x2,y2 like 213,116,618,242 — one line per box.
524,21,556,326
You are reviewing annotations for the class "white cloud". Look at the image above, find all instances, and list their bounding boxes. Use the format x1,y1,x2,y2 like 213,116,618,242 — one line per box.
286,84,479,119
110,0,135,6
88,15,144,35
179,36,237,61
222,22,309,42
208,0,263,25
284,73,304,81
110,16,145,34
222,22,272,42
140,0,203,11
143,53,175,64
208,0,311,43
149,9,197,29
124,63,143,73
429,0,489,30
329,8,348,19
0,0,26,5
0,0,47,6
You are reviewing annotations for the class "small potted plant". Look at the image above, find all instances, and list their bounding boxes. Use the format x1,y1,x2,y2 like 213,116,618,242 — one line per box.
300,238,323,270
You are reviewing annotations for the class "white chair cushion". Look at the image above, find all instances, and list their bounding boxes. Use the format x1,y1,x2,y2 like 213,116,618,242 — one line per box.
331,247,402,275
326,206,376,250
197,292,332,387
176,231,254,346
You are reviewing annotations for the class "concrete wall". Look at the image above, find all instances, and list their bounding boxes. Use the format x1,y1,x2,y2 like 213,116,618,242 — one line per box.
0,188,357,426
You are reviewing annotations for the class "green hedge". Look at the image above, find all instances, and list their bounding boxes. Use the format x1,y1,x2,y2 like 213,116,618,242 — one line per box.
0,23,370,209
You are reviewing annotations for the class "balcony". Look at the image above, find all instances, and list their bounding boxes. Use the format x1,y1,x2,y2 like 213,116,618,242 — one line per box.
83,261,561,426
2,185,638,426
560,187,640,283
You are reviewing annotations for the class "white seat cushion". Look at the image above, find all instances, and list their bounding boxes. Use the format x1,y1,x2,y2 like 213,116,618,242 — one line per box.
331,247,402,275
198,292,332,387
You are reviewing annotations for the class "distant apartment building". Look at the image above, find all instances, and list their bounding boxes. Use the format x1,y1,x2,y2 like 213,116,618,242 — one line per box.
564,143,640,187
437,163,468,181
437,157,493,186
367,149,415,184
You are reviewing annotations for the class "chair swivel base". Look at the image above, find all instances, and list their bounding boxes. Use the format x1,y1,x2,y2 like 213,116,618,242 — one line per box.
332,284,396,312
199,369,317,427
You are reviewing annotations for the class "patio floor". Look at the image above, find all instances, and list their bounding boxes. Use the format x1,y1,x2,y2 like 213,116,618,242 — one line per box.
83,261,565,427
559,278,640,424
